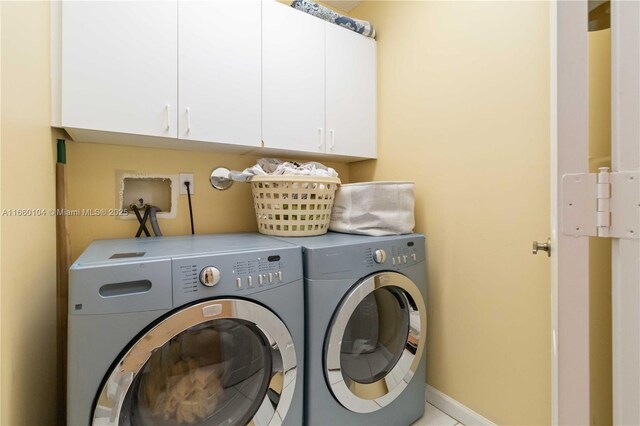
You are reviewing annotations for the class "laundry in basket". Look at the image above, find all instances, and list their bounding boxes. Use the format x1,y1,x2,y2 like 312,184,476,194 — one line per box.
329,181,415,236
229,158,338,182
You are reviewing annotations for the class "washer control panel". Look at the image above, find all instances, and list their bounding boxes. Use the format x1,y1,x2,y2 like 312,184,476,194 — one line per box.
232,255,285,290
172,247,301,307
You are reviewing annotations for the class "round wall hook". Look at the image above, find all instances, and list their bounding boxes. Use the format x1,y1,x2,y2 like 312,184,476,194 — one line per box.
210,167,233,191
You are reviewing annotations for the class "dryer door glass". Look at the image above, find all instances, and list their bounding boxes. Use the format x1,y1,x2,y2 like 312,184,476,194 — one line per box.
340,287,410,384
93,299,298,426
325,272,427,414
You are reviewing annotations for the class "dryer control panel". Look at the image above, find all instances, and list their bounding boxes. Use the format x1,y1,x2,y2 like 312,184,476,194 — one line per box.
303,234,426,280
389,240,420,267
364,240,422,268
172,246,302,307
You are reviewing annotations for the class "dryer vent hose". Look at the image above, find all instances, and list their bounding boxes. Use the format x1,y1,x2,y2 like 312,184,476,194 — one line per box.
148,206,162,237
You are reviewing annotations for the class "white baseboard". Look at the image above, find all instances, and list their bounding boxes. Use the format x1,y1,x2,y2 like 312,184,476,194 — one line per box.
425,384,497,426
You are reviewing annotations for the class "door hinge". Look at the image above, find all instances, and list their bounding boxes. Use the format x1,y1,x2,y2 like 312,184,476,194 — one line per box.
562,167,640,239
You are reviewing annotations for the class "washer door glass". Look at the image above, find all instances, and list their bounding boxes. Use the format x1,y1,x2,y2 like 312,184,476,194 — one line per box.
120,319,271,425
93,299,297,426
325,272,426,414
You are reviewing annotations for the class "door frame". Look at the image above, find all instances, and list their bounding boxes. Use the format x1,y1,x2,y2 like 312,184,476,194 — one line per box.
553,1,640,424
551,1,591,424
611,1,640,423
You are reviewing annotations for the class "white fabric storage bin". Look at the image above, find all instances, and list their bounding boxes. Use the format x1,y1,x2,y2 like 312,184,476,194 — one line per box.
329,181,415,236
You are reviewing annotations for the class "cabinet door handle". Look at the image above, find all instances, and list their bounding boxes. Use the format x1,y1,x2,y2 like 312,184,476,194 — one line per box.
165,104,171,131
318,128,324,151
186,107,191,133
329,129,335,151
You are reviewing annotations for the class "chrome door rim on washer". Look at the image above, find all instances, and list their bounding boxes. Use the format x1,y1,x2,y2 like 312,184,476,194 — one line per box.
325,272,427,413
93,299,297,425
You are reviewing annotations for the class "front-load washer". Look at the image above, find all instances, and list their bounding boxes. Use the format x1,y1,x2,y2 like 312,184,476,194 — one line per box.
272,233,427,426
67,233,303,426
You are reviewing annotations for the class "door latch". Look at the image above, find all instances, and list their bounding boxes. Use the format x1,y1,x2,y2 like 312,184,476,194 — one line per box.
532,238,551,257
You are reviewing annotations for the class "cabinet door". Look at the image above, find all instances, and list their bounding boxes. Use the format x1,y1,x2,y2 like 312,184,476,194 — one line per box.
262,0,325,153
325,23,377,158
61,1,178,138
179,1,261,146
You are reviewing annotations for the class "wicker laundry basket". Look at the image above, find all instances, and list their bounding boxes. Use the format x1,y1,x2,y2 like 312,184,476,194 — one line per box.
250,175,341,236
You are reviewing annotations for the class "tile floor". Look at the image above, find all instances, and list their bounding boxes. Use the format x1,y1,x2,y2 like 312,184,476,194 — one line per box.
412,402,464,426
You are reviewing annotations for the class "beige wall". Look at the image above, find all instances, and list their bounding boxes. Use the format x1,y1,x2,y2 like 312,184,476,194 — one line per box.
350,2,551,424
65,144,349,262
1,2,58,425
588,28,612,426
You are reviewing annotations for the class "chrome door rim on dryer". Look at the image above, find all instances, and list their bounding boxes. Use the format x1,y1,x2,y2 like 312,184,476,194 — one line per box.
324,271,427,413
93,299,297,425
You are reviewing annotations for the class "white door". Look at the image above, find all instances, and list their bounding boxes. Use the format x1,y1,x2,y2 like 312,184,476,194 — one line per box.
262,0,325,153
325,23,377,158
611,1,640,424
178,1,261,147
61,1,177,138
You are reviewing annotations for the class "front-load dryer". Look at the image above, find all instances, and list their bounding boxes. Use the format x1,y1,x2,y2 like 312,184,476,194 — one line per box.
272,233,427,426
67,233,303,426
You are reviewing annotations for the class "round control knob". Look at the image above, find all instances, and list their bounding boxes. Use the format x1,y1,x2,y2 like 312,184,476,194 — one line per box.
199,266,221,287
373,249,386,264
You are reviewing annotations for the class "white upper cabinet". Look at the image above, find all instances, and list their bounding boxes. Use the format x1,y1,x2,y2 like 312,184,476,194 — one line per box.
53,0,377,160
60,1,178,138
325,23,377,158
178,1,261,147
262,1,376,159
262,0,326,153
